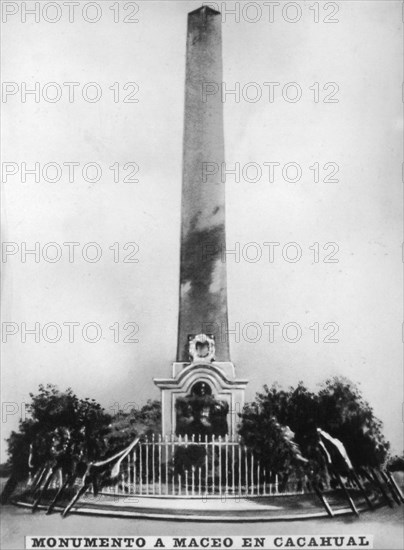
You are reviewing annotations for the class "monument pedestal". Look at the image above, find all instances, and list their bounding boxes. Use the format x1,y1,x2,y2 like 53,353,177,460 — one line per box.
154,361,248,437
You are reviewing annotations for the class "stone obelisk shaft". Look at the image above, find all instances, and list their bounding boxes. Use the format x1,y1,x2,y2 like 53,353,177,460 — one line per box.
177,7,229,362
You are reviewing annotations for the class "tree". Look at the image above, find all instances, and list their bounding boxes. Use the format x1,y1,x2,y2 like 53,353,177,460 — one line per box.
317,377,390,469
238,377,390,480
239,404,308,478
5,384,112,479
105,400,161,448
387,454,404,472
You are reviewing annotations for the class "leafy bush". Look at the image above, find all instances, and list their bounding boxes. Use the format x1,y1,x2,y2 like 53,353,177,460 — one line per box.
105,399,161,447
387,454,404,472
5,385,161,477
6,384,111,478
239,376,390,478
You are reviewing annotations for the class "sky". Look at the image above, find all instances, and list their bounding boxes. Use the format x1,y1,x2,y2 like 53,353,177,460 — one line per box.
1,0,403,462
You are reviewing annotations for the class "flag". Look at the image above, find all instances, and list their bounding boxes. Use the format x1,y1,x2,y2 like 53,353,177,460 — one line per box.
317,428,353,470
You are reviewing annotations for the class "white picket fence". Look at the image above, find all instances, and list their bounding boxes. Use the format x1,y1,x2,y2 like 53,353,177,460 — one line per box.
101,434,308,498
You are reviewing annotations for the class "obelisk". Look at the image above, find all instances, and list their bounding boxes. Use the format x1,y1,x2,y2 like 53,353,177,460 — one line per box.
177,5,229,362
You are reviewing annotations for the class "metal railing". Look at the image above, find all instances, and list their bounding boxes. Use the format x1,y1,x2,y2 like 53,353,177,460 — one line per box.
101,434,308,498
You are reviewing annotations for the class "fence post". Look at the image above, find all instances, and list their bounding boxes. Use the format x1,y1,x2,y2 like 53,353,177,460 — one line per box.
158,434,162,496
232,438,235,494
133,448,137,495
152,433,155,495
198,434,202,496
127,455,130,493
205,434,208,497
165,434,168,496
238,436,242,497
250,451,254,496
139,442,143,495
225,434,229,495
171,433,175,495
244,445,248,495
263,468,266,496
212,435,215,495
185,470,189,496
145,435,149,495
218,436,222,496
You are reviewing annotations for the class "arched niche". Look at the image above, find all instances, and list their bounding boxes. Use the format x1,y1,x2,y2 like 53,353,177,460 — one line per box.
154,362,248,438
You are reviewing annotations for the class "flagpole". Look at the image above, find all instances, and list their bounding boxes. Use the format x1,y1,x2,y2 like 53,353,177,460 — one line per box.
350,470,373,510
386,470,404,503
313,484,334,517
379,470,402,505
369,468,393,508
333,469,359,517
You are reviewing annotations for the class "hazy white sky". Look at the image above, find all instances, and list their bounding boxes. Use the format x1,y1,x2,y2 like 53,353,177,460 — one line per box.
1,1,402,461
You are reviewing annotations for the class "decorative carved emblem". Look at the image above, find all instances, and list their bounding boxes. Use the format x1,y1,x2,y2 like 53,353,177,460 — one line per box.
188,333,215,363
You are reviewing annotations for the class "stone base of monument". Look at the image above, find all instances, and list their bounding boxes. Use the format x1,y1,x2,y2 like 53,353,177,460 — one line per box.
12,490,385,521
